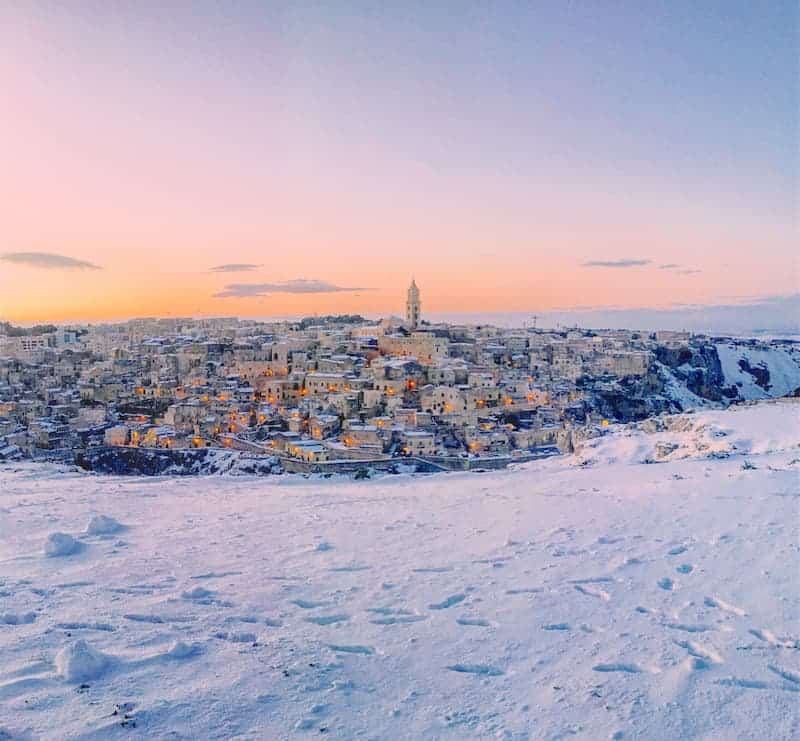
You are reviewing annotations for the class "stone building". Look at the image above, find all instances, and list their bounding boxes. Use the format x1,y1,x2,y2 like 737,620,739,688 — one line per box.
406,279,421,329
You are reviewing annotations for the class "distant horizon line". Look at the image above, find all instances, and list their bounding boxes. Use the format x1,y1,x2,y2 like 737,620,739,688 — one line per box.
3,292,796,323
3,293,798,337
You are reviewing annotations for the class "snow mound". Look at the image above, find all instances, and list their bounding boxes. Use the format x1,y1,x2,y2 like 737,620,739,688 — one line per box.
44,532,81,558
55,640,112,682
165,640,203,659
181,586,213,600
86,515,124,536
574,400,800,466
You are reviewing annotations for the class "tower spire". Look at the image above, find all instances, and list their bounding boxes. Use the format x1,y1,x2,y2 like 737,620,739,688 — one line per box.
406,278,421,329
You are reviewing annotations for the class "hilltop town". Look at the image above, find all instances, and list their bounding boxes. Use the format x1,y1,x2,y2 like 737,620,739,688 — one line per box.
1,282,798,474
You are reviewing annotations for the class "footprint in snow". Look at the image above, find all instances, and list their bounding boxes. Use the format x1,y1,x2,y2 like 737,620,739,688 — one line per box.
768,665,800,685
506,587,542,595
55,621,115,632
457,617,490,627
213,631,257,643
664,622,713,633
1,612,37,625
429,594,466,610
412,566,453,573
291,599,328,610
675,639,722,667
326,644,374,655
367,607,410,615
371,614,427,625
748,628,797,648
305,614,349,625
123,614,165,624
592,663,644,674
190,571,242,580
447,664,503,676
714,677,784,691
704,596,746,616
574,585,610,601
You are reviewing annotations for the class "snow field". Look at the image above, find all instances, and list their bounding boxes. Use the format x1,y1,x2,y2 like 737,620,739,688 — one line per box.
0,401,798,739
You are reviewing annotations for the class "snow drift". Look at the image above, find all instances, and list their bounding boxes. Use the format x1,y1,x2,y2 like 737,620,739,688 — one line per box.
55,640,113,683
43,532,81,558
572,400,800,466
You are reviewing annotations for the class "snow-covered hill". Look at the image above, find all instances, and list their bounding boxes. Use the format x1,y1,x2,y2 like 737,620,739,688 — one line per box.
1,401,798,740
715,341,800,400
653,340,800,414
574,400,800,466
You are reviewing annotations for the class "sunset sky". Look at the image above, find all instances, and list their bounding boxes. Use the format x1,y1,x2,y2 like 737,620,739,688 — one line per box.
0,1,796,323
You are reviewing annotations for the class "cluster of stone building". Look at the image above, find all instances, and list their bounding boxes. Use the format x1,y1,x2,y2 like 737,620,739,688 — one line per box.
0,282,693,467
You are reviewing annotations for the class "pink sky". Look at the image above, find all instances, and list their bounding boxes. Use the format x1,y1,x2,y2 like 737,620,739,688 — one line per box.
0,3,795,322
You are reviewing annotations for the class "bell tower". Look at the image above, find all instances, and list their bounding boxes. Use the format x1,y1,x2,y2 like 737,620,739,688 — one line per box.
406,279,421,329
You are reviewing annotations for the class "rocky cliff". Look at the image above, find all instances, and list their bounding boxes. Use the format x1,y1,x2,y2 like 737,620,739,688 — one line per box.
76,447,280,476
590,338,800,422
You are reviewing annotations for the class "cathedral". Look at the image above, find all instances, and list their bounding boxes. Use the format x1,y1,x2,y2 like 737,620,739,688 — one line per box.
406,279,421,329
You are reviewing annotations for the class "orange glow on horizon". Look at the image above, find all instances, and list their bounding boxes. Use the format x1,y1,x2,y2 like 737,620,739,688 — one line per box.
1,237,795,324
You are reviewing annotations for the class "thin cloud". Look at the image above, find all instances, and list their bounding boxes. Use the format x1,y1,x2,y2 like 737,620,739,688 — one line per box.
1,252,102,270
213,279,368,298
689,292,796,307
209,263,261,272
582,259,651,268
658,263,702,274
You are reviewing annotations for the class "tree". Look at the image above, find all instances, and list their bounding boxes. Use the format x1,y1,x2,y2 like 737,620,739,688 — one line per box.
0,321,58,337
